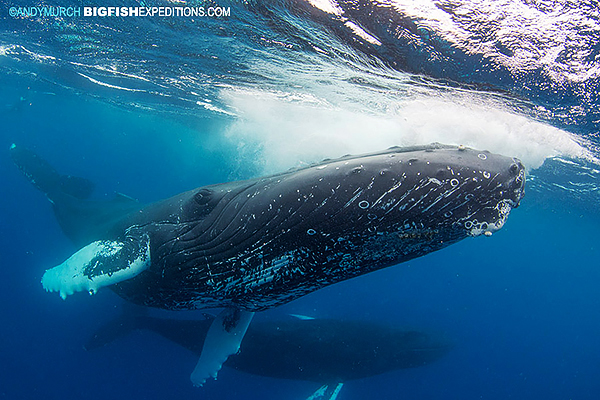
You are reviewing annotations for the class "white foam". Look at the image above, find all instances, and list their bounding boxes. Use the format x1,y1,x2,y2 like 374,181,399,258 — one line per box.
42,239,150,300
221,88,595,175
307,0,344,16
76,72,145,92
344,21,382,45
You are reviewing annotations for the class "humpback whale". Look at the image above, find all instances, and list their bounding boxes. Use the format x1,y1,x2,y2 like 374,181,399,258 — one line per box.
86,310,452,398
11,143,524,385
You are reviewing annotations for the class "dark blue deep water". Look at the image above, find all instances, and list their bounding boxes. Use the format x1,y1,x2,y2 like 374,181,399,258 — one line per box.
1,0,600,399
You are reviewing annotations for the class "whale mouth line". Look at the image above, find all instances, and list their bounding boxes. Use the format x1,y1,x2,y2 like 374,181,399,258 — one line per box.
504,197,520,209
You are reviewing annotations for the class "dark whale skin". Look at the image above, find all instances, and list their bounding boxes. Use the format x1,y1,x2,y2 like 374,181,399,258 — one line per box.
103,144,525,311
11,143,525,311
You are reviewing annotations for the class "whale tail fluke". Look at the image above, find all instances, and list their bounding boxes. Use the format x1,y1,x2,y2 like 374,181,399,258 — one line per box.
10,144,141,247
10,144,95,201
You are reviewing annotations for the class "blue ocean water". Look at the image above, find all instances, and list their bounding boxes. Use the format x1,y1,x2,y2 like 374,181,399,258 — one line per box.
1,0,600,399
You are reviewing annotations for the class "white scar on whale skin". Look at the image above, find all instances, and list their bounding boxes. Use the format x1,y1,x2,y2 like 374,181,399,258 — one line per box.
42,239,150,300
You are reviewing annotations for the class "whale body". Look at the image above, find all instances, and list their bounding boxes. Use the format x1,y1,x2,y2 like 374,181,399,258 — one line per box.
85,312,452,383
12,143,524,385
13,143,525,312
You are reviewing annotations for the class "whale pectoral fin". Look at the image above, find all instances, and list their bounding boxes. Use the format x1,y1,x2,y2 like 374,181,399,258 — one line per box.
41,228,151,299
289,313,315,320
190,308,255,387
306,383,344,400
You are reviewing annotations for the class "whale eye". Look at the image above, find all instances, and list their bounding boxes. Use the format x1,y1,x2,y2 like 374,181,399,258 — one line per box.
194,188,213,205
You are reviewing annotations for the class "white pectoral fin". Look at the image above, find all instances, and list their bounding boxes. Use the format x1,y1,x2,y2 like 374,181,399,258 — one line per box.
41,228,150,299
306,383,344,400
190,308,255,387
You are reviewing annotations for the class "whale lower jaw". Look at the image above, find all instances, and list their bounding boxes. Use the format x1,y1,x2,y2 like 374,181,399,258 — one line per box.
464,199,515,238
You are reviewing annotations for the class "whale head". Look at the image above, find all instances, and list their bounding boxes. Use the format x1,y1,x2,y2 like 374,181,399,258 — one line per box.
284,143,526,242
389,144,526,237
253,142,528,282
